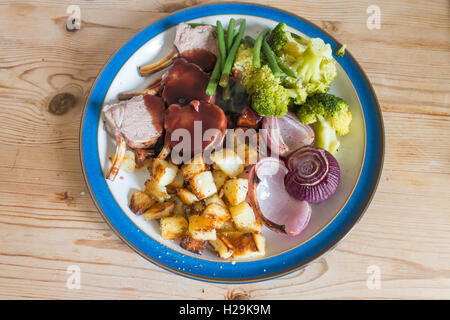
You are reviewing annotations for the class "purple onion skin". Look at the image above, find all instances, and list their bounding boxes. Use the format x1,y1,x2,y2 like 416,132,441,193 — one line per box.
284,146,340,203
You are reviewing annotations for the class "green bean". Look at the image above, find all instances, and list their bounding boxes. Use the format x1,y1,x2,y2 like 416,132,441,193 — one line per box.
226,18,236,52
205,56,222,96
216,21,227,69
222,84,232,100
253,28,270,68
276,57,297,78
290,32,302,40
219,19,246,87
188,23,210,28
244,36,256,47
262,39,281,77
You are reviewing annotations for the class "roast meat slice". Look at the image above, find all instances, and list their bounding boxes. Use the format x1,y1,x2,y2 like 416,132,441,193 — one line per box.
103,95,165,149
174,23,219,72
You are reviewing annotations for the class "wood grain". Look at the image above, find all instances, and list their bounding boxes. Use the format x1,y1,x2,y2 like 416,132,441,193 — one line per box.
0,0,449,299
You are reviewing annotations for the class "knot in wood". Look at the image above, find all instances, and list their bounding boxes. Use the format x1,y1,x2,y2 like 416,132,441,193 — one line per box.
48,93,76,115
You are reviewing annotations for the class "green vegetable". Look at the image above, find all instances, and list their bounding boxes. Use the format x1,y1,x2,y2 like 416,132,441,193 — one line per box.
216,21,227,68
205,56,222,96
247,65,290,117
232,43,254,81
267,23,307,57
336,44,346,57
282,76,308,105
226,18,236,52
297,93,352,136
222,84,232,100
313,115,340,155
267,23,337,96
232,44,289,117
276,57,297,78
219,19,246,87
253,28,270,68
188,23,211,28
244,36,255,46
261,39,281,77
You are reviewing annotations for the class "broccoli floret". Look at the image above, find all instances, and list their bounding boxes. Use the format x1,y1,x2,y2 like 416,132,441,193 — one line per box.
313,115,340,155
335,44,346,58
233,44,290,117
268,23,337,97
232,43,254,85
247,65,290,117
281,76,308,105
267,23,307,57
297,93,352,136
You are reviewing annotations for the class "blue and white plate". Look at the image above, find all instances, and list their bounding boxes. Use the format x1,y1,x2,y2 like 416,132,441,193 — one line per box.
80,3,384,283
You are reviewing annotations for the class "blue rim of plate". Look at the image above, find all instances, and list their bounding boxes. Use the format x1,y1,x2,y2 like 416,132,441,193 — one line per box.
80,2,384,283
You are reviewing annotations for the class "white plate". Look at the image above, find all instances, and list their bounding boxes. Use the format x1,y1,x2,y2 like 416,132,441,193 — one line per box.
98,15,365,261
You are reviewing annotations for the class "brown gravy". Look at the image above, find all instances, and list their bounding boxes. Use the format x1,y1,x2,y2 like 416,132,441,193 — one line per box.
180,48,217,72
161,58,215,106
164,100,227,155
143,94,165,136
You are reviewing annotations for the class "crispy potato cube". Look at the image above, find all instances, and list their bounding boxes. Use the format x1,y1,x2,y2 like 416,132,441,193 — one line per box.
210,148,245,177
170,195,186,216
237,165,252,180
212,169,228,190
151,159,178,186
217,220,236,233
160,215,188,240
166,185,178,194
188,215,216,241
121,150,136,173
226,232,266,259
189,171,217,200
202,203,230,229
181,155,206,181
204,194,226,208
129,190,155,215
177,188,199,205
209,233,234,259
244,143,260,167
168,168,184,189
191,200,206,215
145,179,170,202
144,202,174,220
229,201,262,233
222,178,248,206
180,235,207,255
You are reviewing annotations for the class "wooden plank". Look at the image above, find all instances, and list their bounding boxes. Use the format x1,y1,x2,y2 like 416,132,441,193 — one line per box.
0,0,449,299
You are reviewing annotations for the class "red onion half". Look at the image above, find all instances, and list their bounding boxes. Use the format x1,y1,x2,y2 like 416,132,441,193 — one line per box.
261,112,315,157
284,146,340,203
247,157,312,236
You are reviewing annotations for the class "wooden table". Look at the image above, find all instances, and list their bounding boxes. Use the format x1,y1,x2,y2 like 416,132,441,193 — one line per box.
1,0,449,300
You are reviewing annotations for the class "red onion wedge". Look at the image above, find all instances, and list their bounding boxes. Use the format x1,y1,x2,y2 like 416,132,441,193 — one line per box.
247,157,312,236
261,112,314,157
284,146,340,203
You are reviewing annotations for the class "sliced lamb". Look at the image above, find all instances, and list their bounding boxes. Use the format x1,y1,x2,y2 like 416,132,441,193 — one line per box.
173,23,219,72
103,95,165,149
139,23,219,76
